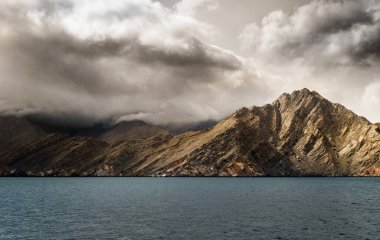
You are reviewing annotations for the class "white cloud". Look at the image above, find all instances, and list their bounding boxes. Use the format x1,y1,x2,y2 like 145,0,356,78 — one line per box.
362,82,380,123
174,0,219,16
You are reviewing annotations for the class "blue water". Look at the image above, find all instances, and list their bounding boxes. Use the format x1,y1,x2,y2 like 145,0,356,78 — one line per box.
0,178,379,240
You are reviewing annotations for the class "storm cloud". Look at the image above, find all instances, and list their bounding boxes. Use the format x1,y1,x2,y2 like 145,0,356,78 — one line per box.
240,0,380,66
0,0,380,126
0,0,263,126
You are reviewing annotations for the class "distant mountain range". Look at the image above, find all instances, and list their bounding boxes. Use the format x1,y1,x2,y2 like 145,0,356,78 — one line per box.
0,89,379,176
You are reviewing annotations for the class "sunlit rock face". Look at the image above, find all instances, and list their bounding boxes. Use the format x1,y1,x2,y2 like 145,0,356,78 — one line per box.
0,89,379,176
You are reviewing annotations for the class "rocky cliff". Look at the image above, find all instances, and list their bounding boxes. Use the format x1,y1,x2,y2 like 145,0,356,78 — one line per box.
0,89,379,176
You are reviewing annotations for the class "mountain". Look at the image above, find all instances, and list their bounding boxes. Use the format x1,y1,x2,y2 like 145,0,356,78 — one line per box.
0,89,379,176
0,116,45,150
0,162,8,175
97,120,169,144
0,134,108,176
162,120,218,134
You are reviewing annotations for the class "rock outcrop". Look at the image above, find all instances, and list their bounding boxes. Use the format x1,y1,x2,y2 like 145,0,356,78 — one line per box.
0,89,379,176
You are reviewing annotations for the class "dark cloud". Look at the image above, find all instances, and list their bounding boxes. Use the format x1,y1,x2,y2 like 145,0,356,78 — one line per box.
133,37,242,70
241,0,380,66
0,0,261,126
3,0,378,126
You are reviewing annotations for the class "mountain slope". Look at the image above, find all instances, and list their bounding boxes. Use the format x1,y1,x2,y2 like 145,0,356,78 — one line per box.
0,89,379,176
107,88,379,176
0,133,109,176
0,116,45,150
97,120,169,144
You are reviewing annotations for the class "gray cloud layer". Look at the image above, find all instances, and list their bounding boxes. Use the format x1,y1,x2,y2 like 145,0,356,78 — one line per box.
0,0,263,126
241,0,380,66
0,0,380,126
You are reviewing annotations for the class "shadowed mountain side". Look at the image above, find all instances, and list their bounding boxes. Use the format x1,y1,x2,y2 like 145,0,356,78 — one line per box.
97,120,169,144
0,89,379,176
0,134,109,176
161,120,218,134
0,116,46,150
0,162,8,175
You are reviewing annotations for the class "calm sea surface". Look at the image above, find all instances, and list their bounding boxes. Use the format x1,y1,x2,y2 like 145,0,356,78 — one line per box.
0,177,379,240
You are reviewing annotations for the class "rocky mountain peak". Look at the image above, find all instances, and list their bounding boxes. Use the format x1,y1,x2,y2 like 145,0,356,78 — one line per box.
0,89,379,177
273,88,326,112
222,88,379,176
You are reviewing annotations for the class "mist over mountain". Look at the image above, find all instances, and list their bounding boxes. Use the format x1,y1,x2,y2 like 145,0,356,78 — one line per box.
0,89,378,177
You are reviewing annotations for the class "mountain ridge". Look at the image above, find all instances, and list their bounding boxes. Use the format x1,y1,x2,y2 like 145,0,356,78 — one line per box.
0,89,379,176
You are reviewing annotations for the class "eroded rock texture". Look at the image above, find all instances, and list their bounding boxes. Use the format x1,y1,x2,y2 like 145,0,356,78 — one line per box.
0,89,379,176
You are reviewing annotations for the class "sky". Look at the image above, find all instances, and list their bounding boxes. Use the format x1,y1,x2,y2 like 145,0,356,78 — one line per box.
0,0,379,126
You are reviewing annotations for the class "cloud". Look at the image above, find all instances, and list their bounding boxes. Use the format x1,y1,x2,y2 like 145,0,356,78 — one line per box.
2,0,379,126
240,0,380,122
0,0,263,126
362,82,380,122
174,0,219,16
240,0,380,66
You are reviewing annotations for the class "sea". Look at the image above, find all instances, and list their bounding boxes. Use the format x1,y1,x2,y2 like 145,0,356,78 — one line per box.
0,177,379,240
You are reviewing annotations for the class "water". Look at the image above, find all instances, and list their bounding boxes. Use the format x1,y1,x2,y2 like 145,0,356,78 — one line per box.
0,178,379,240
